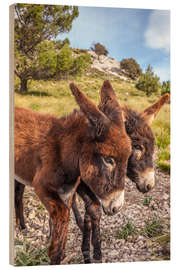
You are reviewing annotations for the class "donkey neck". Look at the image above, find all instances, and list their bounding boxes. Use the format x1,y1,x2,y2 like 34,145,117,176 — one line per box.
43,110,89,184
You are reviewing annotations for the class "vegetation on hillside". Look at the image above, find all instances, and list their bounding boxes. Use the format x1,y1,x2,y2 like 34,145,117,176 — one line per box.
161,80,170,96
90,42,109,58
120,58,142,80
136,65,161,96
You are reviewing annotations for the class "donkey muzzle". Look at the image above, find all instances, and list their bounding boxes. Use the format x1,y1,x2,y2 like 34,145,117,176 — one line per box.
100,190,125,216
136,168,155,193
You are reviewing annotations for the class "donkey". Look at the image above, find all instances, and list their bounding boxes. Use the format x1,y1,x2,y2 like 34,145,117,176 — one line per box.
14,81,131,264
71,81,170,263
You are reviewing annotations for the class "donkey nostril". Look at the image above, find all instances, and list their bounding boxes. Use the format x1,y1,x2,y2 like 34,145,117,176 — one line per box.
112,206,118,214
146,184,151,191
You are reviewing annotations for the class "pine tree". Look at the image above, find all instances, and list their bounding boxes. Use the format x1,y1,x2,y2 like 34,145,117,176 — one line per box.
136,65,160,96
161,80,170,95
56,44,74,79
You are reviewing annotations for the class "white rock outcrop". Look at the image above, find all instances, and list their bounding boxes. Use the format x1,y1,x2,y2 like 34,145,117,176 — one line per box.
88,51,128,80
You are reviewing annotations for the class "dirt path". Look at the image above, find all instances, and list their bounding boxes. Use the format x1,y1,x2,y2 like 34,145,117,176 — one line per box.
14,166,170,265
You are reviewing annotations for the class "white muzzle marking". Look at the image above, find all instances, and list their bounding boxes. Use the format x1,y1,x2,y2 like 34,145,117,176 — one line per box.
98,190,125,215
142,170,155,189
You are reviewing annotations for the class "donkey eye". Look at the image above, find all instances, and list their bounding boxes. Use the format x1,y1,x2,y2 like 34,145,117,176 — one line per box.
134,145,142,150
102,156,115,166
133,145,143,160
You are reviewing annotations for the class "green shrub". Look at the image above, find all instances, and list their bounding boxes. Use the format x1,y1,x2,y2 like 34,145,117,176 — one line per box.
161,80,170,96
71,53,91,76
91,42,109,57
120,58,142,80
56,44,74,79
136,65,161,96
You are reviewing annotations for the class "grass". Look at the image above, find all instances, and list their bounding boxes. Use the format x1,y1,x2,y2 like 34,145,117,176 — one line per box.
142,196,153,207
116,217,164,240
116,221,136,240
15,240,50,266
154,125,170,173
142,218,164,238
114,217,170,260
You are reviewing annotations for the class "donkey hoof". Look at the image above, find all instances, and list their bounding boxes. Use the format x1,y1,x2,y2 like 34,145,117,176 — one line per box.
93,252,102,262
17,224,26,232
92,258,102,264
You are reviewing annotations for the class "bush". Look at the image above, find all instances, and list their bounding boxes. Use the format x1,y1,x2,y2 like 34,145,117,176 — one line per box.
56,45,91,79
161,80,170,95
54,38,70,50
120,58,142,80
56,44,74,79
136,65,161,96
33,40,57,79
91,42,108,57
71,53,91,76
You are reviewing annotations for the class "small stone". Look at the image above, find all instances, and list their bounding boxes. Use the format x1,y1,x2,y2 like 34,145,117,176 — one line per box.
163,193,169,200
29,211,36,219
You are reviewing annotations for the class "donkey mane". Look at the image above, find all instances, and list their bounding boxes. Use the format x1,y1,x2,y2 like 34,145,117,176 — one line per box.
123,106,155,147
123,106,154,138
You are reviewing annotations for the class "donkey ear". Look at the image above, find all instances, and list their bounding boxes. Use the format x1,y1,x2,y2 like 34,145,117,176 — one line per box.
100,80,117,104
140,93,170,125
99,80,126,125
69,82,110,141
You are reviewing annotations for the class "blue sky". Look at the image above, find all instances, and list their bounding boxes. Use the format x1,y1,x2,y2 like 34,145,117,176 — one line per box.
60,6,170,82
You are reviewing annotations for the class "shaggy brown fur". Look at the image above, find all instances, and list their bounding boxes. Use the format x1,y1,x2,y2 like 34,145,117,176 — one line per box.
14,81,131,264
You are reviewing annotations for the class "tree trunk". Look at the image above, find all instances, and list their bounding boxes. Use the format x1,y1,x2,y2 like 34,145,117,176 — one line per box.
20,78,28,93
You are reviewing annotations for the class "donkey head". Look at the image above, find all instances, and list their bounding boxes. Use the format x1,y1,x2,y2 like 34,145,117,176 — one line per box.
124,93,170,193
70,81,131,215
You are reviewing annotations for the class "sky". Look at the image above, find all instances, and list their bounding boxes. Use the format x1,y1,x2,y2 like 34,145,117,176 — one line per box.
60,6,170,82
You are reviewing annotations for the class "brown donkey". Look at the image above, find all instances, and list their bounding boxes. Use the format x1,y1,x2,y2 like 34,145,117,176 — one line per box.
14,82,131,264
72,81,170,263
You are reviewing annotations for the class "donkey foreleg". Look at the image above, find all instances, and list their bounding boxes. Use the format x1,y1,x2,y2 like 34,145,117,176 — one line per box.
82,212,92,263
72,194,84,232
48,201,70,265
15,180,26,230
90,206,102,262
74,183,102,263
35,184,70,264
82,203,102,263
34,173,80,265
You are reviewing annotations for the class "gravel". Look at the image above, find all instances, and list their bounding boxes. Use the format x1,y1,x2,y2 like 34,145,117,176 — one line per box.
14,166,170,265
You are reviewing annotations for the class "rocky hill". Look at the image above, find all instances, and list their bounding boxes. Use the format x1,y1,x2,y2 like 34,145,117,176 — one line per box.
88,50,129,80
72,48,130,80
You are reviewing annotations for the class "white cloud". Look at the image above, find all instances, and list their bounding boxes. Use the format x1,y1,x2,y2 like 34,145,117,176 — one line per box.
145,10,170,52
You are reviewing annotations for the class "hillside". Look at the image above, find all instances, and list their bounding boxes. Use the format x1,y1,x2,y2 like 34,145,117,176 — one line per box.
88,50,129,79
72,48,130,80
